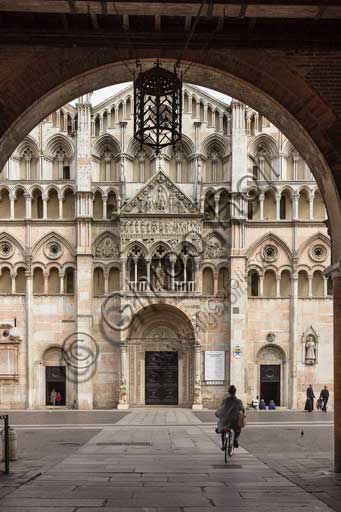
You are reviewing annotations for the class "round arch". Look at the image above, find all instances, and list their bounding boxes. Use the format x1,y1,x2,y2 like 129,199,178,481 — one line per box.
256,344,288,408
124,303,196,408
0,53,340,260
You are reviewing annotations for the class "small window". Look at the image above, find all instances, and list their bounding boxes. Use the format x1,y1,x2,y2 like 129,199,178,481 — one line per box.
63,166,70,180
247,202,253,220
280,196,286,220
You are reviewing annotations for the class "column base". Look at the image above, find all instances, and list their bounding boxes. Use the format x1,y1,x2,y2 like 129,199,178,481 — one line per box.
117,403,130,410
192,403,203,410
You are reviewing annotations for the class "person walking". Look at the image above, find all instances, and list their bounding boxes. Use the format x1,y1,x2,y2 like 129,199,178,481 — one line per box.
305,384,315,412
320,386,329,412
50,388,57,406
215,385,245,449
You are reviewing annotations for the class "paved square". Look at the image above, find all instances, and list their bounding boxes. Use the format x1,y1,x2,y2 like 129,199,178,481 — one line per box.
0,409,338,511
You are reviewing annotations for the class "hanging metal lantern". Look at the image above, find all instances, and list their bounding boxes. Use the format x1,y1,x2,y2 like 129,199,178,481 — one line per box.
134,63,182,154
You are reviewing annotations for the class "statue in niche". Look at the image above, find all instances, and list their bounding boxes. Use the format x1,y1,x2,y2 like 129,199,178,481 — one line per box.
154,260,166,292
154,186,167,211
305,335,317,365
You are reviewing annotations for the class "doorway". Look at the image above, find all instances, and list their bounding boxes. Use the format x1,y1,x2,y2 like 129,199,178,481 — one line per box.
45,366,66,406
260,364,281,406
145,351,178,405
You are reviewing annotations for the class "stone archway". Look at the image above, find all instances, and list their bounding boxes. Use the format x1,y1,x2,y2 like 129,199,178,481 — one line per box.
121,304,197,408
0,44,341,467
256,344,288,407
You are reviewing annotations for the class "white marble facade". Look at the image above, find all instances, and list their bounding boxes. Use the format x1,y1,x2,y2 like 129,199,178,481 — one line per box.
0,84,333,410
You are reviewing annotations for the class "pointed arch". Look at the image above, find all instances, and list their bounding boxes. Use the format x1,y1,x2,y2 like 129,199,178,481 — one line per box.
92,133,120,158
0,232,25,258
297,232,330,259
201,133,230,158
246,232,292,262
31,232,75,258
44,134,75,160
248,133,279,159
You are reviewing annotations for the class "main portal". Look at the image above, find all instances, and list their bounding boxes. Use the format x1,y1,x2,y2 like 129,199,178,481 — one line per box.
145,351,178,405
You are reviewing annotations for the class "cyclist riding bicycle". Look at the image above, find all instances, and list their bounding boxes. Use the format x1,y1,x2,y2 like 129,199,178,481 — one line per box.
215,384,245,449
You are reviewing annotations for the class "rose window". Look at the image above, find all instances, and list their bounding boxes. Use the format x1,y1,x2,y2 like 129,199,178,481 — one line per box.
262,244,278,262
45,241,63,259
310,244,327,262
0,241,13,259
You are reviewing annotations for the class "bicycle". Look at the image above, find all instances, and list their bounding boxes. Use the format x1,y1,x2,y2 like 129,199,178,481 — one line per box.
222,427,235,462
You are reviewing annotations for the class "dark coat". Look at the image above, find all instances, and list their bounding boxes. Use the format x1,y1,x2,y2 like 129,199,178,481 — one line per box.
215,395,244,434
306,387,315,400
320,389,329,401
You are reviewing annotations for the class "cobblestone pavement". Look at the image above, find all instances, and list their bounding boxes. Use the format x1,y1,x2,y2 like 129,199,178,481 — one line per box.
0,409,339,511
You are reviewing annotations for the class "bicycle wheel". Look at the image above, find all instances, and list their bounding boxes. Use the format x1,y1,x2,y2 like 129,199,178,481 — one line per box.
223,432,228,463
227,431,234,457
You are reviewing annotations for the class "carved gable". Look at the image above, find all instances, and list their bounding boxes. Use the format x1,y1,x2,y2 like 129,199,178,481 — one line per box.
121,170,199,215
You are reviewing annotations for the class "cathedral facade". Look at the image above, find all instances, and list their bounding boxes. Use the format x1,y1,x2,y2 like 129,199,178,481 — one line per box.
0,84,333,410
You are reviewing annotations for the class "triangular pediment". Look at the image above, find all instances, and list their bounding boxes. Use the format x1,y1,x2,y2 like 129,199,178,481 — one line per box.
121,170,199,215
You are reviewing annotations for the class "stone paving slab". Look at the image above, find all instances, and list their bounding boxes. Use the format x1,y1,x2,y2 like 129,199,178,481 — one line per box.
0,409,339,511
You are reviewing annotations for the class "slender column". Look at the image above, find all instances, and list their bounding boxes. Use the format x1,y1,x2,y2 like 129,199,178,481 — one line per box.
25,154,32,180
309,191,314,220
289,273,298,409
333,269,341,471
24,193,31,219
276,193,281,220
213,270,219,296
105,157,111,182
308,274,313,298
25,267,34,407
133,256,138,283
276,274,281,298
259,193,264,220
259,275,264,297
9,193,15,219
42,195,48,219
11,272,16,294
146,258,151,291
219,113,223,132
323,277,328,298
43,271,48,295
204,104,208,123
170,254,176,291
293,192,299,220
104,269,109,295
58,194,63,219
117,342,129,409
293,156,300,180
60,273,64,294
182,255,188,284
214,194,220,220
99,115,104,133
192,342,203,410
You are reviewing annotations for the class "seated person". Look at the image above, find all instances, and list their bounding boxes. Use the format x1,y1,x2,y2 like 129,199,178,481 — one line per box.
251,396,259,409
268,400,276,410
259,398,266,410
215,384,245,449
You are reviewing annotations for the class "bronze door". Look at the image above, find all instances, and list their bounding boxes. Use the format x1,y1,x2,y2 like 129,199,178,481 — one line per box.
145,351,178,405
